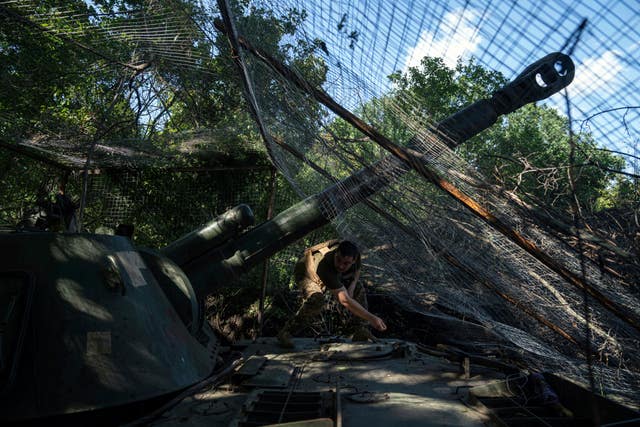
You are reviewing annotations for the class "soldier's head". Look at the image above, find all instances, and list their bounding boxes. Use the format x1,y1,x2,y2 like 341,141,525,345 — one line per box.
334,240,359,273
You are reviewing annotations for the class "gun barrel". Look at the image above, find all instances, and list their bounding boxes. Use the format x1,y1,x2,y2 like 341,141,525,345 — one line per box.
437,52,574,146
181,53,574,298
162,204,255,267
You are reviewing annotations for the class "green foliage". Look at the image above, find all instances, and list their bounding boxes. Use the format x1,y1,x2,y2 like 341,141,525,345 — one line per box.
595,175,640,211
459,104,625,212
0,0,329,218
376,56,627,213
0,0,139,140
1,0,328,144
0,151,57,225
388,56,506,119
160,1,328,142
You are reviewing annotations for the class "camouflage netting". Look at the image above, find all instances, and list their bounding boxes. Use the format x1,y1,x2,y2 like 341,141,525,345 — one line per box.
1,0,639,408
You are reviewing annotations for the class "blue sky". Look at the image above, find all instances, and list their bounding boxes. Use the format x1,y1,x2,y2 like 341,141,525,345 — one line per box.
259,0,640,168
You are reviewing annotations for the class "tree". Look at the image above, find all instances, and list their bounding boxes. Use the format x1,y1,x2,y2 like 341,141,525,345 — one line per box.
596,175,640,211
385,56,626,213
0,0,141,141
1,0,329,145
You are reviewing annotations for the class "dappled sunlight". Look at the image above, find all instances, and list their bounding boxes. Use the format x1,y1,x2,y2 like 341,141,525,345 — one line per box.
57,278,113,322
342,392,486,427
49,234,105,261
345,363,462,388
81,351,129,394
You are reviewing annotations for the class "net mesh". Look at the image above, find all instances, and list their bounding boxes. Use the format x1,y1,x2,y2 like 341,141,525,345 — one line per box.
1,0,639,409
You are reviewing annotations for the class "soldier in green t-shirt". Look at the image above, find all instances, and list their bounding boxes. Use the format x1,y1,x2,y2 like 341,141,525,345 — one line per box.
278,240,387,348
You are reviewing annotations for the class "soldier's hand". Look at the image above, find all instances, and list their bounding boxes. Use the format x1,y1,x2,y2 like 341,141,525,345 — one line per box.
369,316,387,331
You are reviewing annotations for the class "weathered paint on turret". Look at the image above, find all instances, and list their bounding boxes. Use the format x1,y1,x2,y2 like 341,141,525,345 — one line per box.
0,233,214,422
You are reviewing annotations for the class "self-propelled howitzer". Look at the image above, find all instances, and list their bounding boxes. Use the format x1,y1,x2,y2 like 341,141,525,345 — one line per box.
0,53,573,424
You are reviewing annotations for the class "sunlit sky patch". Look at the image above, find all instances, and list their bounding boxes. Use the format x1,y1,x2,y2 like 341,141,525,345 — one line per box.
403,8,484,70
262,0,639,165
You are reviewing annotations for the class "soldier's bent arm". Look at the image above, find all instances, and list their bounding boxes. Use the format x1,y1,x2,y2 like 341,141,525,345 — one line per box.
330,287,386,331
303,249,321,284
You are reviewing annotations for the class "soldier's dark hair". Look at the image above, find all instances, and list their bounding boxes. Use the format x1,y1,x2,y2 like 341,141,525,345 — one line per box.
337,240,359,259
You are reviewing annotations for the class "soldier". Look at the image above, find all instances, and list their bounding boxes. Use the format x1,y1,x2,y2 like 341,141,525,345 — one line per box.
278,239,387,348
